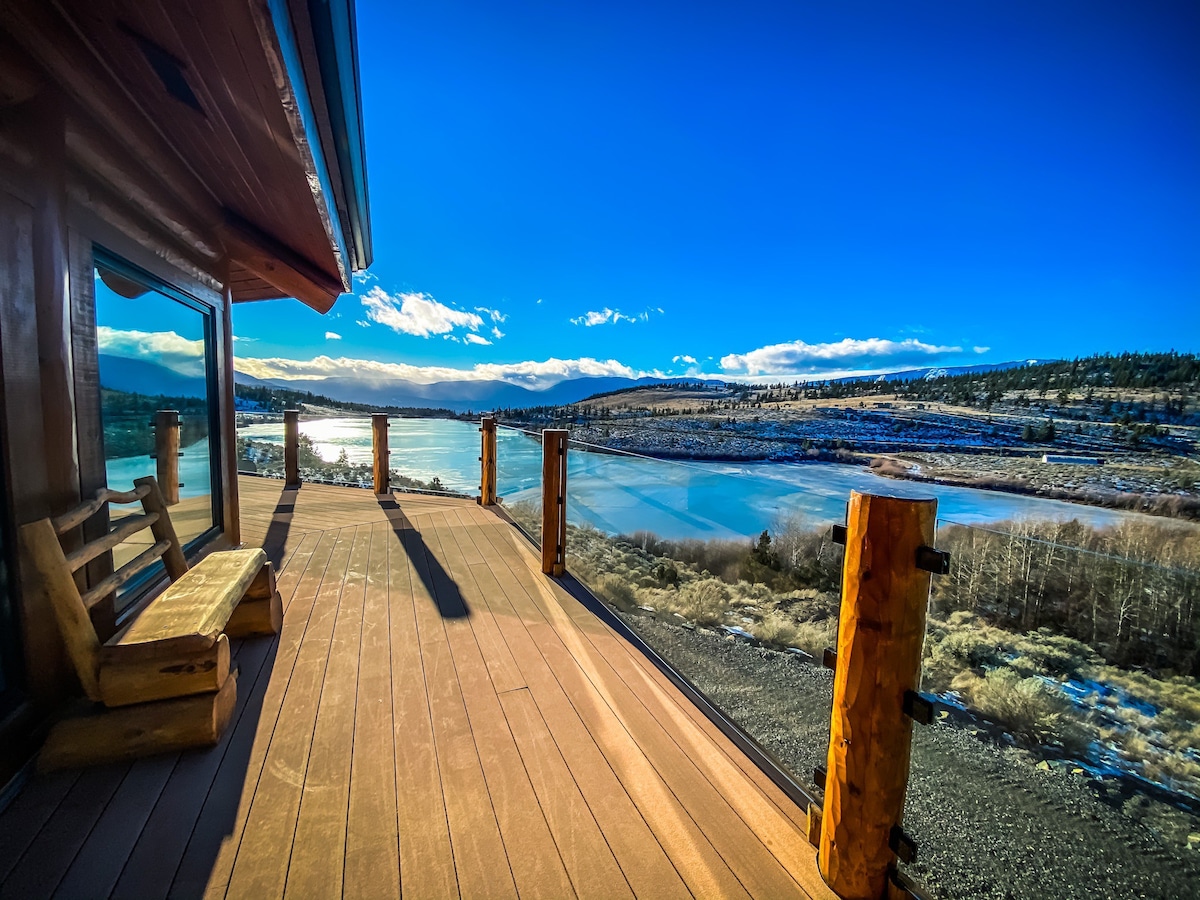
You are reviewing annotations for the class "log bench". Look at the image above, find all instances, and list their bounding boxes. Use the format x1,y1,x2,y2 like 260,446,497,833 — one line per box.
18,476,282,771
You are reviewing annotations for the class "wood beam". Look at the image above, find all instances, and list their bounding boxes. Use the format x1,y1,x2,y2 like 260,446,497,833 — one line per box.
1,0,219,223
65,113,221,260
220,212,343,313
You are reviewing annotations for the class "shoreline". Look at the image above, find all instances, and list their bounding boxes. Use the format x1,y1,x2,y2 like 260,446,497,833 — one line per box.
566,436,1200,524
871,460,1200,523
235,413,1200,524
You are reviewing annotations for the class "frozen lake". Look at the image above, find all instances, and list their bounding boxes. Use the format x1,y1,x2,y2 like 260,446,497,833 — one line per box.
232,417,1176,540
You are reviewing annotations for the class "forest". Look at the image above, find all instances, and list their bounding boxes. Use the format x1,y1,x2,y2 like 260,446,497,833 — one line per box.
799,351,1199,420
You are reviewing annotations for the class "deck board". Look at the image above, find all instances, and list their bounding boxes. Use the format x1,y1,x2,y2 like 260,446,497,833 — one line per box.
0,475,835,900
343,524,401,898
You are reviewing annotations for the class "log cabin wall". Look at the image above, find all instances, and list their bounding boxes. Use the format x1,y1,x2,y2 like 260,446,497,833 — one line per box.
0,0,370,777
0,87,239,727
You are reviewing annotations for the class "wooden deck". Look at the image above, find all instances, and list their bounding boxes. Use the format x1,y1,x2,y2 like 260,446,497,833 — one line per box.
0,476,835,899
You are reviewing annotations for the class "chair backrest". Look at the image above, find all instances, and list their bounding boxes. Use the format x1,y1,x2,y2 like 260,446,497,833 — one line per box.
18,476,186,700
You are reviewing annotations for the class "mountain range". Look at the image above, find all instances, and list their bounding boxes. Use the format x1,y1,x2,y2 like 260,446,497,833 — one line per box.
99,353,1054,413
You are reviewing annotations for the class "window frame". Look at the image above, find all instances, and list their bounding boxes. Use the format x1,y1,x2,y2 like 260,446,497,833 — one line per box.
93,247,224,611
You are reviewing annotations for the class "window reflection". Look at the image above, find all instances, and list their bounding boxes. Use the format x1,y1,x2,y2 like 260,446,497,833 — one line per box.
94,254,218,608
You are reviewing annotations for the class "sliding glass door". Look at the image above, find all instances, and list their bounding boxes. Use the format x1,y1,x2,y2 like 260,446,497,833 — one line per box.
93,249,222,614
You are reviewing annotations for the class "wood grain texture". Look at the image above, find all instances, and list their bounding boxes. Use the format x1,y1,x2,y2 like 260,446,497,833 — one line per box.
110,548,265,651
98,632,229,707
0,185,68,707
225,564,283,638
284,410,300,486
154,410,181,505
1,477,833,899
67,229,114,636
819,491,936,900
541,429,568,576
481,416,497,505
39,671,236,772
18,518,103,700
135,476,187,580
372,413,389,494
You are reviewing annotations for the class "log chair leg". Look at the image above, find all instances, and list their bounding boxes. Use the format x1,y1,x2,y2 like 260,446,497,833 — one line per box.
39,670,237,772
225,561,283,637
99,634,230,707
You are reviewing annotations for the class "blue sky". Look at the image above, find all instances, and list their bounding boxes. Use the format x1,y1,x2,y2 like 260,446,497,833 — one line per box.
225,0,1199,389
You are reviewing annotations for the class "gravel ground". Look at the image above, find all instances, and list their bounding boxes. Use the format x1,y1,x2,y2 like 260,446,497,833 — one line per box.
618,612,1200,900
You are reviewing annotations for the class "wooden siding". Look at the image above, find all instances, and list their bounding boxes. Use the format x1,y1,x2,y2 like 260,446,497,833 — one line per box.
0,477,835,899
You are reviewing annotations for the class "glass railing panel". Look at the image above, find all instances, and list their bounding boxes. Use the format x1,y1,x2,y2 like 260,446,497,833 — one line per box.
563,435,842,798
495,425,544,544
387,417,477,496
903,516,1200,898
235,415,476,494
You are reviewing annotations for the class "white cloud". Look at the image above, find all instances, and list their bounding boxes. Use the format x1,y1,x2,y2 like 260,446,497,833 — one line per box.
325,331,342,340
476,307,507,324
570,307,662,326
673,355,698,365
720,337,965,377
491,326,505,340
464,333,492,346
96,326,206,376
973,346,991,354
360,287,502,341
356,320,371,328
571,308,616,326
233,353,647,391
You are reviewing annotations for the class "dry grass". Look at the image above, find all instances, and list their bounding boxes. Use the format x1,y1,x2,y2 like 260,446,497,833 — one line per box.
663,578,730,626
951,668,1078,747
750,610,799,648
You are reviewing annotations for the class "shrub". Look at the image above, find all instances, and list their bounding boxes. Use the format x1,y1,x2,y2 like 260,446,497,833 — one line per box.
667,578,730,625
954,668,1077,746
1141,753,1200,793
1010,629,1098,677
596,575,637,612
790,618,838,658
940,629,1007,669
752,610,799,648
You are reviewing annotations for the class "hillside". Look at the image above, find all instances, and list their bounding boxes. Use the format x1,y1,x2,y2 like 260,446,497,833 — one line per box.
499,351,1200,518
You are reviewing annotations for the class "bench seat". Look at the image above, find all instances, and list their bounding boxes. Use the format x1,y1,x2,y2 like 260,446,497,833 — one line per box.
18,476,283,769
102,547,268,662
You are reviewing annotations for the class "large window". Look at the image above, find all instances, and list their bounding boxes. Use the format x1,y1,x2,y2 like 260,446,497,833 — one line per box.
94,251,220,611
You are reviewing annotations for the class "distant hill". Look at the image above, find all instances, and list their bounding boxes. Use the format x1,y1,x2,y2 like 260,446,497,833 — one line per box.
846,360,1058,384
98,354,206,398
225,352,1199,415
231,373,722,413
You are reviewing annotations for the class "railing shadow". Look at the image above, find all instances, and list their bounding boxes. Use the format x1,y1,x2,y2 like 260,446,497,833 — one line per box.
376,495,470,619
258,485,298,570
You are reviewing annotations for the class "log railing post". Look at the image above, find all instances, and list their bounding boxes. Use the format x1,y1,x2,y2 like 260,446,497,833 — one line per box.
283,409,300,487
479,416,497,506
540,429,568,576
372,413,390,495
818,491,937,900
152,409,181,505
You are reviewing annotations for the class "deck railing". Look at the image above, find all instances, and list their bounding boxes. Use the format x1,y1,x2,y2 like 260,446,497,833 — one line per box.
259,413,1200,899
490,422,929,897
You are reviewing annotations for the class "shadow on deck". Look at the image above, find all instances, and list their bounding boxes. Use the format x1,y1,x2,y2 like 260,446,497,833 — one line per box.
0,476,833,899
